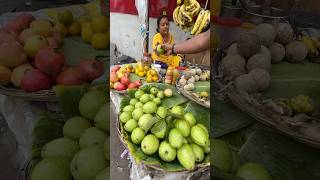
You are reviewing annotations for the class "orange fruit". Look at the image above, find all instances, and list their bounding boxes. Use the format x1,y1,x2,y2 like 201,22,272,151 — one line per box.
152,76,158,82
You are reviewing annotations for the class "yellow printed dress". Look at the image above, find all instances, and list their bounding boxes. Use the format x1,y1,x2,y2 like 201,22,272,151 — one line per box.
152,33,181,68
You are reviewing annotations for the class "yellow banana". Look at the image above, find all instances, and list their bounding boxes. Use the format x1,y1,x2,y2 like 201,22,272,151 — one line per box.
173,6,180,25
191,9,205,35
177,0,182,6
180,5,193,22
195,10,210,35
185,0,198,11
177,6,185,27
184,0,191,6
190,2,200,17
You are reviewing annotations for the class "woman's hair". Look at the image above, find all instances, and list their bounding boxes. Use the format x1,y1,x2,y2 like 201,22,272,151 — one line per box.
156,15,169,33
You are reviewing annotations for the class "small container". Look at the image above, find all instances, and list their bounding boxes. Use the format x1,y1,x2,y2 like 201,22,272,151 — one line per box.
214,17,243,48
142,52,152,67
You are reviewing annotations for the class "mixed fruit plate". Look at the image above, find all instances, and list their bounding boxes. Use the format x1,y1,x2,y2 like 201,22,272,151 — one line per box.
0,8,108,96
117,83,210,171
29,85,109,180
110,63,160,92
176,66,211,108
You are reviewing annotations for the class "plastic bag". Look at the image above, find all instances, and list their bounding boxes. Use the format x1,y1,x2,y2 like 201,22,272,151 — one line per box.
135,0,148,54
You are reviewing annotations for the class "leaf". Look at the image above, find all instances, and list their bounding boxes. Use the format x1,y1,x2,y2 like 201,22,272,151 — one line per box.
193,81,210,93
53,85,89,118
239,124,320,180
31,112,66,159
62,37,107,66
212,97,254,138
262,62,320,106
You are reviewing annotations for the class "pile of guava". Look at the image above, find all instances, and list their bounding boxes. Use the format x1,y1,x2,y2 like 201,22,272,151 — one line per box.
31,89,109,180
119,86,210,170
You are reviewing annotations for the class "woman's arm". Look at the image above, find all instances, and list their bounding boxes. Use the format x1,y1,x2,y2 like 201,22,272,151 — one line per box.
161,30,210,55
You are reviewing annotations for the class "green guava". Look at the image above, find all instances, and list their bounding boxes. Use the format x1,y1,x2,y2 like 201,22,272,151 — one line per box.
31,158,72,180
79,127,107,149
158,141,176,162
141,134,159,155
79,90,107,120
63,116,92,141
94,103,109,132
41,138,79,161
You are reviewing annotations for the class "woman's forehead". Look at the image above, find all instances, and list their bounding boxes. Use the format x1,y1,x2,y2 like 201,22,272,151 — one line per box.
160,17,168,23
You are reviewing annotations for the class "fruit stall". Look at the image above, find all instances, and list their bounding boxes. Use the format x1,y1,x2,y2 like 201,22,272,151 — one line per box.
212,0,320,179
0,0,109,179
110,0,210,179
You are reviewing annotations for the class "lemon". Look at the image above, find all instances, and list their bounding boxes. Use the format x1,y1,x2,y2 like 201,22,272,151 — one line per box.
68,21,81,36
91,15,108,33
138,72,144,77
152,76,158,82
81,22,94,43
91,33,108,50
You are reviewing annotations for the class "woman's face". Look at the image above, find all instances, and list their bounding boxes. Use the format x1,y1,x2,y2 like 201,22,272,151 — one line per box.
159,17,169,35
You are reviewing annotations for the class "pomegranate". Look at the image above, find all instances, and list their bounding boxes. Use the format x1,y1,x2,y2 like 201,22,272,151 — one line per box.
116,83,127,91
0,41,27,67
120,74,130,85
56,67,85,85
34,47,65,77
76,59,104,81
127,82,138,89
20,69,53,92
5,20,24,35
15,14,35,29
134,80,142,87
0,28,17,44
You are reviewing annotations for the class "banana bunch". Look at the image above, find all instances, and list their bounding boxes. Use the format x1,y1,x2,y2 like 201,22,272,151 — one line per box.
191,9,210,35
173,0,206,33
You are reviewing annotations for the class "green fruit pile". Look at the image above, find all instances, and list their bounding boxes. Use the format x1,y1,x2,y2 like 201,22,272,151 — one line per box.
212,139,272,180
120,86,210,170
31,89,109,180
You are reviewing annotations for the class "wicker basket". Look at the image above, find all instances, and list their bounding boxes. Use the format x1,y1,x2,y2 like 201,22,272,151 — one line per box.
214,49,320,149
0,86,57,102
116,115,210,173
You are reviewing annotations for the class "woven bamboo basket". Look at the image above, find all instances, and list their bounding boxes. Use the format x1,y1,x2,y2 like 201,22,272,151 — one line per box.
115,115,210,174
0,86,57,102
214,49,320,149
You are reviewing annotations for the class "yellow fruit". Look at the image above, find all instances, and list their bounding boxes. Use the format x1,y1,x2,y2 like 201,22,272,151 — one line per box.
91,15,108,33
53,22,68,37
150,69,157,76
152,76,158,82
138,72,144,77
146,76,153,83
135,69,139,74
78,16,91,26
57,9,74,27
91,33,108,50
81,22,94,43
68,21,81,36
31,20,53,37
144,66,150,70
138,66,144,72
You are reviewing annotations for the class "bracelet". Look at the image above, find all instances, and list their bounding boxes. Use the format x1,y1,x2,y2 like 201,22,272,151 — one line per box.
172,44,176,55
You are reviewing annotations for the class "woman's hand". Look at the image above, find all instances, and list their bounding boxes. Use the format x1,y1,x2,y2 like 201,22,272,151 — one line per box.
161,43,173,56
